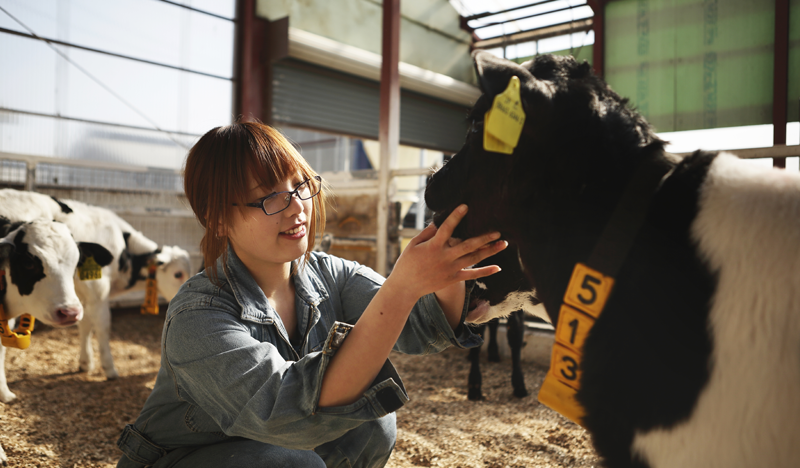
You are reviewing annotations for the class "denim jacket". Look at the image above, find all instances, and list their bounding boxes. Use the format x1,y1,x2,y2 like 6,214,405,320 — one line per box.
117,246,481,466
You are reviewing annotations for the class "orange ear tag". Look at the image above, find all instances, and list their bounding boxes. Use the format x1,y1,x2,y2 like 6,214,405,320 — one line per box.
0,307,35,350
140,263,160,315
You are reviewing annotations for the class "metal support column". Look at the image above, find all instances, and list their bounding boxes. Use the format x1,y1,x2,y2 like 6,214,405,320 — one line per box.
377,0,401,276
587,0,605,78
234,0,287,123
772,0,789,168
24,161,35,191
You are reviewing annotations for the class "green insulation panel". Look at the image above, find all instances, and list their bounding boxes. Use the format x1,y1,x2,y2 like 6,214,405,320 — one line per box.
605,0,795,133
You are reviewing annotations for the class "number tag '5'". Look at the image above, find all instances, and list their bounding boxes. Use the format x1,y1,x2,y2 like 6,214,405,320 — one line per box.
564,263,614,318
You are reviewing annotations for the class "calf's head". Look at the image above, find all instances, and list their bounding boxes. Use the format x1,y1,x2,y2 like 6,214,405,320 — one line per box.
153,245,192,301
425,52,664,320
425,51,662,241
0,218,113,327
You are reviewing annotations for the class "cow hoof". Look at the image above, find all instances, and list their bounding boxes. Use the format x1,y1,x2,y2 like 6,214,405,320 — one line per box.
467,389,485,401
79,362,94,373
105,370,120,380
0,391,16,404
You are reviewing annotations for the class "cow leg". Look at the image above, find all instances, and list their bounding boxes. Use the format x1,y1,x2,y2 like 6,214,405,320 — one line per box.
0,440,6,466
506,310,528,398
78,309,95,374
487,318,500,362
0,339,15,403
94,300,118,379
467,324,485,401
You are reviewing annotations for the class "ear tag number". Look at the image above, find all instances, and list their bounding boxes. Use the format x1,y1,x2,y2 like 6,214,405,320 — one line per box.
555,305,595,353
551,343,582,389
564,263,614,318
483,75,526,153
78,256,102,281
140,263,159,315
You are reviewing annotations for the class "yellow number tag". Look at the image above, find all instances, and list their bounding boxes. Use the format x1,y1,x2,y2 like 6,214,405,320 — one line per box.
483,75,525,153
78,256,102,281
564,263,614,318
551,343,582,390
538,371,585,427
555,305,595,353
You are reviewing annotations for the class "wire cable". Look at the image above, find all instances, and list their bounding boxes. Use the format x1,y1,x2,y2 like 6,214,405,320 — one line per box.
0,4,191,150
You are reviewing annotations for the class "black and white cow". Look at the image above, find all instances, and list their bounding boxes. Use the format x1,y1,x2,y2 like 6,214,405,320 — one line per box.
425,51,800,468
466,244,540,400
0,217,112,401
0,189,191,379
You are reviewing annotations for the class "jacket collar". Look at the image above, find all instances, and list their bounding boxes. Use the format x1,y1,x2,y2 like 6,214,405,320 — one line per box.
219,245,328,323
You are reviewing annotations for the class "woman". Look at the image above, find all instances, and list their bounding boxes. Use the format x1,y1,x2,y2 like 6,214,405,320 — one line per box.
116,122,506,468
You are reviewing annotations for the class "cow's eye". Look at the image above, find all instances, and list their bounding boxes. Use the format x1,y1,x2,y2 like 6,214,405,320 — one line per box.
174,272,183,280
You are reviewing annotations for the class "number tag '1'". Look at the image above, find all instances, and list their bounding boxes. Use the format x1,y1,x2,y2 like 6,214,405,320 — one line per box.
555,304,595,354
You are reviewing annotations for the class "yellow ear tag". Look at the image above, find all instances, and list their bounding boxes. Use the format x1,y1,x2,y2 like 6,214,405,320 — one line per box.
483,75,526,153
78,256,102,281
140,263,159,315
0,307,35,350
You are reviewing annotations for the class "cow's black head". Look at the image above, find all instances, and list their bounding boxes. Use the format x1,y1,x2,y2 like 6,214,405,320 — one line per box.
425,52,664,243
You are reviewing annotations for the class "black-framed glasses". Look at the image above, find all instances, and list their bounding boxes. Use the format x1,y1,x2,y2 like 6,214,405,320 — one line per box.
235,175,322,216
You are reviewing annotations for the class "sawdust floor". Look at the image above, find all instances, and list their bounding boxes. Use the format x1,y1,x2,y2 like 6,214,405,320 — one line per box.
0,309,600,468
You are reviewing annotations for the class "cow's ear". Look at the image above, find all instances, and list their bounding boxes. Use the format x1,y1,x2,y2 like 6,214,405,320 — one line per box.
0,228,17,260
0,215,11,238
472,50,534,98
77,242,114,267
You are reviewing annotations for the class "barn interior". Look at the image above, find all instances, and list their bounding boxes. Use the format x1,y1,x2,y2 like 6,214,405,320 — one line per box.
0,1,798,467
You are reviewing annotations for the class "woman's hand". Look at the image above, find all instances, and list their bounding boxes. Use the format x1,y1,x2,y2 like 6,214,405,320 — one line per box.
385,204,507,301
319,205,506,407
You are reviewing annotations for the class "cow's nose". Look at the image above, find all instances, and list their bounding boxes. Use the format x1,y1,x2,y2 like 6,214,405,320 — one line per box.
56,306,83,324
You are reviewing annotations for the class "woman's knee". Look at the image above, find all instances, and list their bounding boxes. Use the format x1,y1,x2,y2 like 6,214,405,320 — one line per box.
154,439,325,468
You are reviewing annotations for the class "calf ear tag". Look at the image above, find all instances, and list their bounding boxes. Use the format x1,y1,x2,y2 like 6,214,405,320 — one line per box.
78,256,102,281
484,75,526,154
140,262,159,315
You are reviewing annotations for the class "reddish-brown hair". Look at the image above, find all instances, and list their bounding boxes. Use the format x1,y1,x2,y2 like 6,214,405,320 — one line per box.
183,122,327,283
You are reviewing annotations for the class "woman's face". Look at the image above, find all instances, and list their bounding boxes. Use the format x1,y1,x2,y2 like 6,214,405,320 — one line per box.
227,173,314,270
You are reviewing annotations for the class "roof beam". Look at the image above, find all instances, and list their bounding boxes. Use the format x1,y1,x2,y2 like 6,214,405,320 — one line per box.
465,0,560,22
472,18,593,49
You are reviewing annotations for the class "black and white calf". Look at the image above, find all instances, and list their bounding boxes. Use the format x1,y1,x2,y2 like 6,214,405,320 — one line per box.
0,189,191,379
466,244,540,400
0,217,112,401
425,51,800,468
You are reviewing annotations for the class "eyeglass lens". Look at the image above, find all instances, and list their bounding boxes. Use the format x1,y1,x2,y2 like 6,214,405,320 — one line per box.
262,177,320,214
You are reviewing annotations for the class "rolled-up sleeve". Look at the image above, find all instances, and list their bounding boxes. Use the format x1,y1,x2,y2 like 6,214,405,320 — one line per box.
164,305,408,450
